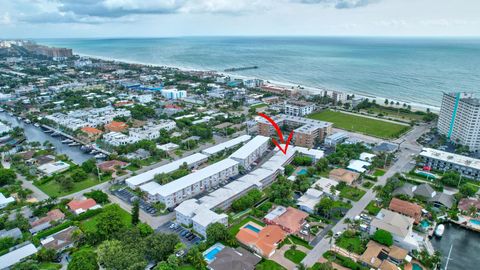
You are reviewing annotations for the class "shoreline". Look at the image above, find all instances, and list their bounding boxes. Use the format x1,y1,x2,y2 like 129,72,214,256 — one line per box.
76,52,440,113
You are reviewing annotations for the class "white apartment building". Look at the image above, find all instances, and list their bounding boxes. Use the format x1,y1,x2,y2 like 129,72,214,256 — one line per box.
202,135,252,156
419,148,480,180
129,120,176,141
161,89,187,100
283,101,316,116
175,199,228,237
142,158,239,208
229,135,270,168
437,92,480,151
46,106,131,130
103,132,137,146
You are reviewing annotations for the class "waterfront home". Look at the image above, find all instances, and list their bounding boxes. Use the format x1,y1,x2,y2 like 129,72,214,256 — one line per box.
389,198,423,224
359,241,409,270
236,224,286,258
104,121,128,132
263,206,309,234
370,209,419,251
80,126,103,141
38,161,70,176
458,198,480,213
393,183,454,209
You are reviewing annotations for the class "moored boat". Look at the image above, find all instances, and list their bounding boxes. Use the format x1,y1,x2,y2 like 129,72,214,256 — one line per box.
435,224,445,237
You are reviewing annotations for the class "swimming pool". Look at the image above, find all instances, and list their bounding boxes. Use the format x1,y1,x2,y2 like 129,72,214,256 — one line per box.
244,224,261,233
415,170,438,179
297,169,307,175
469,219,480,226
420,220,430,229
412,263,423,270
203,243,225,263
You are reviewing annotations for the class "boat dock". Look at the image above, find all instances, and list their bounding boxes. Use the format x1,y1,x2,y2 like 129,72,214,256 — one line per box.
449,216,480,233
40,125,110,156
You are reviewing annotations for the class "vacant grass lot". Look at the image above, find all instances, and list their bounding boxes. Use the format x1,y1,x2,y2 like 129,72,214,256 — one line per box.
338,185,366,202
308,110,410,139
81,204,131,233
335,231,368,254
35,176,109,197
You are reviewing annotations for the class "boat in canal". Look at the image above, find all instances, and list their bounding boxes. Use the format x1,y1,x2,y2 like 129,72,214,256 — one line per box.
435,224,445,237
95,153,106,159
62,139,73,144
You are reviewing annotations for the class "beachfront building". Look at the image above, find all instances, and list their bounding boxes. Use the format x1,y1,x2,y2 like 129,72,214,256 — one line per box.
437,92,480,151
161,88,187,100
229,135,270,169
202,135,252,156
283,100,316,116
126,153,208,188
419,148,480,180
257,114,332,148
141,158,239,208
369,209,420,251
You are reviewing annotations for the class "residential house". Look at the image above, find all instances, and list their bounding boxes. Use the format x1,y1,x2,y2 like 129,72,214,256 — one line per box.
369,209,420,251
67,198,100,215
38,161,70,176
458,198,480,213
263,206,309,234
359,241,409,270
296,188,323,214
80,126,103,141
41,226,76,252
0,192,15,209
388,198,423,224
0,242,37,269
98,160,128,173
347,159,371,173
393,183,455,209
207,246,261,270
29,209,65,234
329,168,360,185
0,228,22,240
236,224,286,258
105,121,128,132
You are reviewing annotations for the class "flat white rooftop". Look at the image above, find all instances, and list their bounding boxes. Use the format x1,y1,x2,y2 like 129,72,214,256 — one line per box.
0,243,37,269
202,135,251,156
296,146,324,160
230,135,269,160
126,153,208,187
156,158,239,197
420,148,480,170
192,207,227,228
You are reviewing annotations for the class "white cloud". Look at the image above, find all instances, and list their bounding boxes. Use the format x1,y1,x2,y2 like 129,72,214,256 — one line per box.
0,13,12,25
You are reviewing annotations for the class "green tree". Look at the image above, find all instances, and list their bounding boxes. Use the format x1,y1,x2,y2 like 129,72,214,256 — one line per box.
81,158,97,173
316,197,334,218
36,248,56,262
68,249,99,270
11,261,39,270
206,223,233,245
71,168,88,182
372,229,393,246
441,171,461,187
459,184,477,197
97,240,147,270
0,168,16,186
145,233,180,262
132,199,140,225
84,190,109,204
96,205,127,240
186,246,207,270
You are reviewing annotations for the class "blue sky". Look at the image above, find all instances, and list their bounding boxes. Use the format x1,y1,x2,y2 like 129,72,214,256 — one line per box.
1,0,480,38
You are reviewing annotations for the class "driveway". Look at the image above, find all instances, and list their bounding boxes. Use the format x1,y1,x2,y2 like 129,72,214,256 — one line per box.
271,244,311,270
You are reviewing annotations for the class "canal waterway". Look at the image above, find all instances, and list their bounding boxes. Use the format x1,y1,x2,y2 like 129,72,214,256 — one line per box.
430,222,480,270
0,112,92,164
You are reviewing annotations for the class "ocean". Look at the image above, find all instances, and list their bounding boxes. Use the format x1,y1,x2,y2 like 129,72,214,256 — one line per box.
38,37,480,107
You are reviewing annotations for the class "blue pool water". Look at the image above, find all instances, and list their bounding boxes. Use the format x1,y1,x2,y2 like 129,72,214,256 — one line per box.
416,170,437,179
469,219,480,226
244,224,261,233
412,263,423,270
203,246,223,262
420,220,430,229
297,169,308,175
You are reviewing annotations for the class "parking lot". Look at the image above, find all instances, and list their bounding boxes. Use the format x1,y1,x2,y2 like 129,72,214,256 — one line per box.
114,188,158,215
156,221,202,248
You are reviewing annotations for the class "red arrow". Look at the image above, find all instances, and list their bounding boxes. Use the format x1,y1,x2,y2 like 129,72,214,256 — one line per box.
258,113,294,155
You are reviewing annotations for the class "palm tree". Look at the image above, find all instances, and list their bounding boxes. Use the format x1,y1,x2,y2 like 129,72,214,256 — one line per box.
468,205,478,217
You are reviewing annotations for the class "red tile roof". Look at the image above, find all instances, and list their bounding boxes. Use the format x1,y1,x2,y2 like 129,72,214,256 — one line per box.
264,207,309,234
81,126,103,135
98,160,128,171
236,225,286,258
67,198,97,212
458,198,480,212
105,121,128,132
388,198,422,224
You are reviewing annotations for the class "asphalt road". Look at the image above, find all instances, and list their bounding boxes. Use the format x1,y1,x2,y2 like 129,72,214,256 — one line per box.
302,123,431,267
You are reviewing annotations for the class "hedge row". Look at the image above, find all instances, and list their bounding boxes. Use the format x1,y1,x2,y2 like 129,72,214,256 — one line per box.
323,251,369,270
35,220,74,240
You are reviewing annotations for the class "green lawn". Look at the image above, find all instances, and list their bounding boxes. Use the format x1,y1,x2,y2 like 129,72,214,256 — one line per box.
255,259,286,270
362,181,374,189
81,204,131,233
373,169,386,177
338,185,366,201
287,236,313,250
335,231,367,254
308,110,410,139
35,176,110,197
366,201,381,216
39,263,62,270
228,216,265,235
284,249,307,264
251,103,268,109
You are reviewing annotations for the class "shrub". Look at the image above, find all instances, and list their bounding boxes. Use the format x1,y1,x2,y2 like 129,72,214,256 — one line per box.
372,229,393,246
